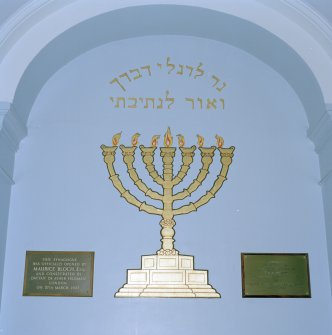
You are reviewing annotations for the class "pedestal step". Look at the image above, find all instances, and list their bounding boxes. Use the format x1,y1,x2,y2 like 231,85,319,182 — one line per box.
115,284,221,298
115,254,221,298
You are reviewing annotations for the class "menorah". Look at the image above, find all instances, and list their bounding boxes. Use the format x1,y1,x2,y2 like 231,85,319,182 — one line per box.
101,128,235,298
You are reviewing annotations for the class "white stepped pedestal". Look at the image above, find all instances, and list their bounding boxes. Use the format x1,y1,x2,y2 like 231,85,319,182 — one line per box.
115,254,220,298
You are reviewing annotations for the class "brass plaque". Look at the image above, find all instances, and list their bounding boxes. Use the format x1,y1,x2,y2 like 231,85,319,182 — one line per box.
241,253,311,298
23,251,94,297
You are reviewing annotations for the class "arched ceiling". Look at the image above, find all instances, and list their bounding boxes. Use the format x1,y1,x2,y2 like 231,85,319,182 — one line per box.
0,0,330,140
1,0,332,27
0,0,331,112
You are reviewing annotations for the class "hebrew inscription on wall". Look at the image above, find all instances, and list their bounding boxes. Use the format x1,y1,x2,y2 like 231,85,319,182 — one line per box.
109,57,227,111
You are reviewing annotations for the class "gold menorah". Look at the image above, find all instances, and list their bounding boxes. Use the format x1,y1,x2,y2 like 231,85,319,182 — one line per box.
101,128,234,298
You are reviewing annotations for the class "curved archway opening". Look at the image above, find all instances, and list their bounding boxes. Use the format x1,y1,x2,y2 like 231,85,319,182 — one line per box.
13,5,326,126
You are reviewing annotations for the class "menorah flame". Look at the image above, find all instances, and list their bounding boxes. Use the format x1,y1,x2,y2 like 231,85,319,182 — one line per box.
101,128,235,298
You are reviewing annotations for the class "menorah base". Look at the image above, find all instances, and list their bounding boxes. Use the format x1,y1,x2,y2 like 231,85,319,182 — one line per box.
115,254,221,298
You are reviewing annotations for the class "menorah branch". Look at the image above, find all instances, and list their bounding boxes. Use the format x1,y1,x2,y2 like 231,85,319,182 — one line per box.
173,147,215,201
140,146,164,186
173,146,235,216
120,145,163,201
101,145,162,216
172,146,196,186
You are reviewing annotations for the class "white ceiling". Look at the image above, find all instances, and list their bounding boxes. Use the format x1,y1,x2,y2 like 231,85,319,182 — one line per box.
0,0,332,28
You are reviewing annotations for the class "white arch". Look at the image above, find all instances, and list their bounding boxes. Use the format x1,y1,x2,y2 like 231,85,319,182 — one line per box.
0,0,332,103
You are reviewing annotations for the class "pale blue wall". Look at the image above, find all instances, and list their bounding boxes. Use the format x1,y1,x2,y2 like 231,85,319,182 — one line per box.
0,35,331,335
1,7,329,311
320,117,332,279
0,102,26,313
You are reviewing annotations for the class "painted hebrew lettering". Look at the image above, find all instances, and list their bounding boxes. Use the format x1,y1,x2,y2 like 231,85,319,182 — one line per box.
110,78,126,92
211,75,227,92
119,72,132,83
185,65,194,76
177,64,184,75
166,56,176,74
141,65,152,76
109,91,175,110
109,58,227,109
129,68,142,80
165,90,174,109
185,97,225,110
194,62,204,79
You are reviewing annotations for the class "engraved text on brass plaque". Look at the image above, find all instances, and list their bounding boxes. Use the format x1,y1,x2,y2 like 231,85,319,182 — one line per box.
23,251,94,297
241,253,311,298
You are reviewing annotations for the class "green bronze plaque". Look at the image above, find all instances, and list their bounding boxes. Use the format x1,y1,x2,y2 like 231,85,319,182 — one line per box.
23,251,94,297
241,253,311,298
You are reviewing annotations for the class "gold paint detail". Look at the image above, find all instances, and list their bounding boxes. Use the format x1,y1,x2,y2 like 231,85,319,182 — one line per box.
215,134,224,148
160,219,176,228
131,133,140,147
177,134,185,147
164,127,173,147
114,254,221,297
151,135,160,147
101,130,235,298
112,132,122,146
197,134,204,147
101,131,234,252
157,249,178,256
108,58,227,112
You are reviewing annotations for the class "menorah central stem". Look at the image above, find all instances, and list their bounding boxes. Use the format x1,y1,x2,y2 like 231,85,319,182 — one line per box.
159,147,177,255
